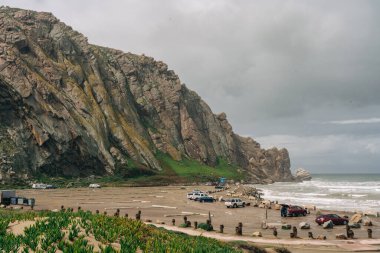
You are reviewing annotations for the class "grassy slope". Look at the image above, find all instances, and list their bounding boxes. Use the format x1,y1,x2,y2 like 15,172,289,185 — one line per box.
0,153,244,189
157,153,244,181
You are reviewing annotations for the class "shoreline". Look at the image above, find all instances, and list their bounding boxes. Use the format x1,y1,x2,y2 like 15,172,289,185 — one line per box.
6,185,380,252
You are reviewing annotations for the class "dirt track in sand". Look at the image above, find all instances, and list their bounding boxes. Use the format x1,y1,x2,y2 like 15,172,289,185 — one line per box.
14,186,380,251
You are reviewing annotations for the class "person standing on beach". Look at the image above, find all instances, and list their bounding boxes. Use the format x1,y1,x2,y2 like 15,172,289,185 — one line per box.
281,205,287,217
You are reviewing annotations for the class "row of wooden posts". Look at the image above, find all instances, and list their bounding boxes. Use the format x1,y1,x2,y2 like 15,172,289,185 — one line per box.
60,206,375,239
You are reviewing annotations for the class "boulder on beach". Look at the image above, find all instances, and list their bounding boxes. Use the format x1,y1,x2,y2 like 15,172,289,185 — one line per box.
259,200,271,208
336,233,347,240
303,205,316,211
295,168,312,181
323,220,334,229
349,222,361,229
317,235,327,240
252,231,263,237
350,213,362,223
299,222,310,229
156,220,165,224
362,217,373,226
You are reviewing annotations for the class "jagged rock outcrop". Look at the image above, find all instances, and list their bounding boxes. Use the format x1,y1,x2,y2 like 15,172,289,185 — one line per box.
0,7,293,184
295,168,312,181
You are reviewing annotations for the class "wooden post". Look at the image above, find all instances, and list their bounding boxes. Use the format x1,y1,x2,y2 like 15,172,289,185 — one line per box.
308,232,314,239
273,228,278,237
235,222,243,235
184,216,188,224
347,229,354,239
136,212,141,220
172,218,175,226
367,228,372,239
292,226,297,238
194,221,198,229
124,213,128,218
220,224,224,233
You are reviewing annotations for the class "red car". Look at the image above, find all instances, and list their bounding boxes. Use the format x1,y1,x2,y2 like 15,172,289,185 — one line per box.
286,205,307,216
315,214,348,225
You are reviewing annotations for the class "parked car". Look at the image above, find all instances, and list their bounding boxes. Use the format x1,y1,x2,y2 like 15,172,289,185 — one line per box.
225,198,245,208
315,214,349,225
45,184,57,189
193,193,209,201
197,196,215,203
89,183,101,188
287,205,307,216
187,190,204,199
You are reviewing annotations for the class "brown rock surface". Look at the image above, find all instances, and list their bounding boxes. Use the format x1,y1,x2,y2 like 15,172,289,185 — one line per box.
0,7,293,184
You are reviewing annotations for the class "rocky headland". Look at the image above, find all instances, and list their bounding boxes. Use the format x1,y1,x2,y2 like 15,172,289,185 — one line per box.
0,7,293,185
295,168,312,181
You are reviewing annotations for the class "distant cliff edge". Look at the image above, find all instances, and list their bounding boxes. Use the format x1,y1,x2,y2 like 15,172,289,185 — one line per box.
0,7,293,185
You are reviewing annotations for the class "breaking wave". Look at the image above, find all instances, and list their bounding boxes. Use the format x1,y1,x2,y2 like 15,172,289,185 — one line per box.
250,174,380,213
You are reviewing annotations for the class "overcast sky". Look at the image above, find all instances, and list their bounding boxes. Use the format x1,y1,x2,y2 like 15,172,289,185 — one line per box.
3,0,380,173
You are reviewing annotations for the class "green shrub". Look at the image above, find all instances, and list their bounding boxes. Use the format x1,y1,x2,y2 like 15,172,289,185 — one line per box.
198,223,213,231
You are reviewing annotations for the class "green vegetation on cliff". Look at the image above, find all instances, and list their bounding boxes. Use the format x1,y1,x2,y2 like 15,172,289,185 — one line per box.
157,153,244,181
12,154,242,189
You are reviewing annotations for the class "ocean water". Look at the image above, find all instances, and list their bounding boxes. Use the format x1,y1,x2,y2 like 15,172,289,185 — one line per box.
251,174,380,213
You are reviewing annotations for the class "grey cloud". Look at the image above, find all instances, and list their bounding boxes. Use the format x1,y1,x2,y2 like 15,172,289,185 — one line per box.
328,118,380,125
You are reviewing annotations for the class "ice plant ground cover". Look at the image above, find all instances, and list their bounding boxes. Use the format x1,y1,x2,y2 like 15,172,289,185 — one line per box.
0,209,241,252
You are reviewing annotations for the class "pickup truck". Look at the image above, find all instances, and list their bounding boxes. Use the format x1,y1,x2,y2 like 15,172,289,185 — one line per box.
187,190,205,199
225,198,245,208
192,193,209,201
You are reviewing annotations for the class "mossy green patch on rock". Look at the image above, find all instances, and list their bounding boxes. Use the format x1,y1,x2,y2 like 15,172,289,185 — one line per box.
157,152,244,182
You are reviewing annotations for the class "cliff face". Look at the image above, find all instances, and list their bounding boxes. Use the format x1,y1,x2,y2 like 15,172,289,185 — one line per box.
0,7,293,184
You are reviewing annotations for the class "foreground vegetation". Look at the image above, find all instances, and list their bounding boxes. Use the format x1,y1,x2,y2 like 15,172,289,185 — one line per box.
0,209,242,252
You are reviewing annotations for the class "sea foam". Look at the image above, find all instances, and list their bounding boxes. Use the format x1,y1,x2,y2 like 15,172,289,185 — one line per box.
251,173,380,212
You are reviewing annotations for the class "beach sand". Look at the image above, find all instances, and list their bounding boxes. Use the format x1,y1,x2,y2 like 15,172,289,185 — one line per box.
13,186,380,252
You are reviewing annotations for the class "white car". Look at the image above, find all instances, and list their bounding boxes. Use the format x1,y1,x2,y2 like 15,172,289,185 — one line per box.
187,190,205,199
225,198,245,208
89,183,101,188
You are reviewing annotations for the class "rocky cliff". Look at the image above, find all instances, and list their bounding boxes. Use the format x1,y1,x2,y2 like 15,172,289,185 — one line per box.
0,7,293,184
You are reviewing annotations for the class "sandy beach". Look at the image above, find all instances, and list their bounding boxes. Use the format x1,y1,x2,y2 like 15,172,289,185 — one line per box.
13,186,380,252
